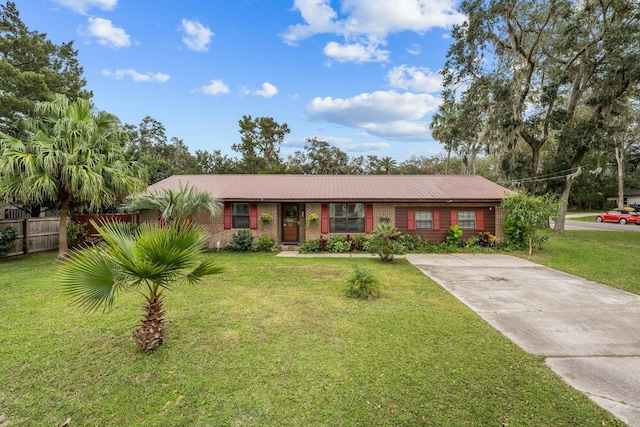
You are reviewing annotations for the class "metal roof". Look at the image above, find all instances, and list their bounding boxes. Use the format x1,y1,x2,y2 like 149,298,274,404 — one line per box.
146,174,513,203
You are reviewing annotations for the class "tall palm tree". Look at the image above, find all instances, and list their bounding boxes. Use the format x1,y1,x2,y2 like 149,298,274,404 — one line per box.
125,183,222,224
378,156,398,175
58,219,223,352
0,94,147,257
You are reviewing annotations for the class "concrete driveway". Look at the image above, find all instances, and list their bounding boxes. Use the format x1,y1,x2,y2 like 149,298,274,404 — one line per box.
406,253,640,427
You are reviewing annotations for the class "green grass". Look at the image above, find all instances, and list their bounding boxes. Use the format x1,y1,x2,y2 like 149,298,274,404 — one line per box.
0,252,624,426
531,230,640,295
568,215,597,222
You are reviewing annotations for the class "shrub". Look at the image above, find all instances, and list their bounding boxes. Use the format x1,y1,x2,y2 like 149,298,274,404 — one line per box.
326,235,352,253
345,266,381,301
231,230,254,252
369,222,405,262
299,239,321,253
349,234,369,251
256,235,276,252
67,221,89,248
0,227,19,256
446,225,463,247
398,234,422,252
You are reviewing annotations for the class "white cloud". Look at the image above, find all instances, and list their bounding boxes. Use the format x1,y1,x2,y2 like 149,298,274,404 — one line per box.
201,79,230,95
307,90,440,140
243,82,278,98
102,69,169,83
282,0,342,45
407,43,421,55
283,0,465,63
87,17,130,48
51,0,117,14
323,41,389,63
181,19,213,52
386,65,442,93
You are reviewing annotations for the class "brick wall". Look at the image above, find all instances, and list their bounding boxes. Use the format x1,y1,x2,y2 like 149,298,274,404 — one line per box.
140,201,505,247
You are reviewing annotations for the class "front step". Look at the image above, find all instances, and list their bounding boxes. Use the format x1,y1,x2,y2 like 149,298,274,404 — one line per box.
277,245,301,251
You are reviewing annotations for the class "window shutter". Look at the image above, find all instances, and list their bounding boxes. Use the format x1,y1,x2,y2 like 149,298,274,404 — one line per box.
450,210,458,226
365,204,374,234
433,210,441,230
407,209,415,231
476,209,484,231
321,204,329,234
223,203,232,230
250,204,258,230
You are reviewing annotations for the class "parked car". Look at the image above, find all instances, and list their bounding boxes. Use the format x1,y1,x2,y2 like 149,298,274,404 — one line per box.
595,210,640,224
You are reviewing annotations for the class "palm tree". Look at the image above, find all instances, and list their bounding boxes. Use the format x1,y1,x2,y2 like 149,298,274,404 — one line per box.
378,156,398,175
0,94,147,257
124,183,222,224
58,219,223,352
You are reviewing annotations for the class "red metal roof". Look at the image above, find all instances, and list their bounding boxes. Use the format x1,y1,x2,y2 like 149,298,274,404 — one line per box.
146,174,513,202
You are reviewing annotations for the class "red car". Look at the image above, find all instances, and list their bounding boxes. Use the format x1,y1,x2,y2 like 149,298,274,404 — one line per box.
595,210,640,224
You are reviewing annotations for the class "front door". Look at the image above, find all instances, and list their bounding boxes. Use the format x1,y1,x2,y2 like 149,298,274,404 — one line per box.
281,203,300,243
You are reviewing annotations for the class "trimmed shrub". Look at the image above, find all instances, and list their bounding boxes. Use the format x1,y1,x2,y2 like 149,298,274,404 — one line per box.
231,230,254,252
345,266,381,301
256,235,276,252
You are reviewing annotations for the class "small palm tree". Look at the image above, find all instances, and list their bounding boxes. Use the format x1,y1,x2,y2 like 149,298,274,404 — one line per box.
125,183,221,224
58,219,223,352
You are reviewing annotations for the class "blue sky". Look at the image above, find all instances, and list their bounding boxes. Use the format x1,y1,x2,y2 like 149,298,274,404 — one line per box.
12,0,464,162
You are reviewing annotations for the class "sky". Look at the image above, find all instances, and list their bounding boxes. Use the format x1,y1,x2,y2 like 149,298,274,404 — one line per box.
11,0,465,162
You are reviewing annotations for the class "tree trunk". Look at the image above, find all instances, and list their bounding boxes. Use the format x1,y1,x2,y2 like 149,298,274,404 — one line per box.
134,294,166,352
554,168,581,233
615,145,625,210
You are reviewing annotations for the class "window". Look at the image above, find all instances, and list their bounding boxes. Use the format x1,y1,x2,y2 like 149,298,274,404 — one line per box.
329,203,365,233
415,211,433,229
458,211,476,229
232,203,250,228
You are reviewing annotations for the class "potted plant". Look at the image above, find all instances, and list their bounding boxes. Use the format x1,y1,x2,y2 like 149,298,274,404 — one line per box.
306,213,319,226
259,212,273,225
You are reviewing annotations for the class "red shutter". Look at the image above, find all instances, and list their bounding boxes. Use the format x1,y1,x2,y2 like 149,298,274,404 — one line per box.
450,210,458,226
223,203,232,230
250,204,258,230
433,210,440,230
321,204,329,234
476,209,484,231
407,209,415,231
365,204,374,234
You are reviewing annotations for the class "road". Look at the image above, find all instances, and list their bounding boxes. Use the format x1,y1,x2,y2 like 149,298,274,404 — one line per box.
561,214,640,232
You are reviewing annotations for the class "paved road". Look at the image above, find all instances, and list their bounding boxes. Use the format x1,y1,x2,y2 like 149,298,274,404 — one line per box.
564,219,640,232
406,253,640,427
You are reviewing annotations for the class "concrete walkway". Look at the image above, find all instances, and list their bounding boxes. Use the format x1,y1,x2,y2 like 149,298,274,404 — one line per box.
406,253,640,427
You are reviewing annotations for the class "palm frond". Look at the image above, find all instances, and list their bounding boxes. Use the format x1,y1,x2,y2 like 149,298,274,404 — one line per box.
57,247,123,312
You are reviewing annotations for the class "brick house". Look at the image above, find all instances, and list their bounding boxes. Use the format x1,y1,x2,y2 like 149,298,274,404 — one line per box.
140,174,513,247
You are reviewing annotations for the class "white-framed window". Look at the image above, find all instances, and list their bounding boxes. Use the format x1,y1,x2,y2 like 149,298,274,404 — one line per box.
458,211,476,229
415,211,433,229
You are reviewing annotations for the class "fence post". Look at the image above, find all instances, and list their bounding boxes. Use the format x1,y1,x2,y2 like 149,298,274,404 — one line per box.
23,217,29,255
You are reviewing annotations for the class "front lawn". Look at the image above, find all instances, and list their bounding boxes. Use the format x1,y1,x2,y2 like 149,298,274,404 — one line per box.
531,230,640,295
0,252,623,426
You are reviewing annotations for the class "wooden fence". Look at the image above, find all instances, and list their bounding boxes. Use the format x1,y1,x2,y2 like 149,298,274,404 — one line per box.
0,217,61,256
0,214,138,257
